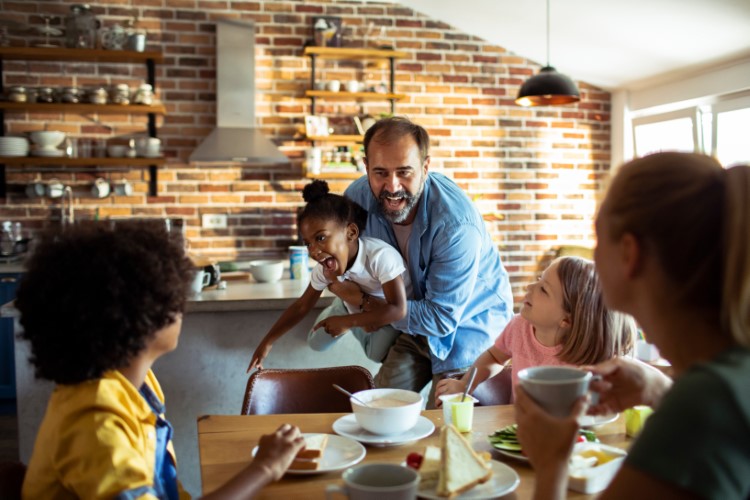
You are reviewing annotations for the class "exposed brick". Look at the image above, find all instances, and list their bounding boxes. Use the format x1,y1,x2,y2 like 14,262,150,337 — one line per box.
1,0,609,290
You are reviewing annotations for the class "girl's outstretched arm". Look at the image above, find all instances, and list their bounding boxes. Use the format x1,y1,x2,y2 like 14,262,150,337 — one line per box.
248,285,323,371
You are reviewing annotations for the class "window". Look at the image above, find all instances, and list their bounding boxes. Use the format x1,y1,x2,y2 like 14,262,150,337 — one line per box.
632,109,699,158
712,96,750,166
631,93,750,166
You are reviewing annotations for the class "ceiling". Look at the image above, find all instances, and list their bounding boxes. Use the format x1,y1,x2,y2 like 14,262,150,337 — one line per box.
397,0,750,91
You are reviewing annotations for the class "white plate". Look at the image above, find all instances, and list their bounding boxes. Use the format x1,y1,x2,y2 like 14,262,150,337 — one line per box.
418,459,520,499
333,414,435,446
494,448,529,463
578,413,619,428
251,433,365,475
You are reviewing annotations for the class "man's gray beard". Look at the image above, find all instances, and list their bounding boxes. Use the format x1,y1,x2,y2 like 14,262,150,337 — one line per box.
378,185,423,224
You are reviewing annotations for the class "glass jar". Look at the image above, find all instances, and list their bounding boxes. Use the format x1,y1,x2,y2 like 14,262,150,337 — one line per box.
132,83,153,105
65,4,99,49
61,87,83,104
109,84,130,105
36,87,57,103
6,86,27,103
87,86,108,105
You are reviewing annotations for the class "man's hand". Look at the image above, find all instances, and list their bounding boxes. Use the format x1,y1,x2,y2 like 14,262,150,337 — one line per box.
251,424,305,482
326,279,363,307
313,315,350,337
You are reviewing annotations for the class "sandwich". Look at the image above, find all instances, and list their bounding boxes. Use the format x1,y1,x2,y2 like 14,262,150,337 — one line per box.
435,425,493,498
288,433,329,471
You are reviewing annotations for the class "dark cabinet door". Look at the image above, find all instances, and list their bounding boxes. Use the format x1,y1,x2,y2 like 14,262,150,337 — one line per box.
0,274,21,399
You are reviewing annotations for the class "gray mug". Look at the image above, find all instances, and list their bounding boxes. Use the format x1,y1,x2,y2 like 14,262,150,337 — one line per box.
518,366,598,418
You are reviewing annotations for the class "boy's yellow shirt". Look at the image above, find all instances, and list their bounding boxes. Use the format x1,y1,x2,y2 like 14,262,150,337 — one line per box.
23,370,190,499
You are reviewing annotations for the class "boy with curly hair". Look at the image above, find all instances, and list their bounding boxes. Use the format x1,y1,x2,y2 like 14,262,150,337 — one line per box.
18,221,304,499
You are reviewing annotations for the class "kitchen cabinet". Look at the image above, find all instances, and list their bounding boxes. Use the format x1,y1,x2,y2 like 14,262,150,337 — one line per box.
0,47,165,197
303,47,406,179
0,273,20,400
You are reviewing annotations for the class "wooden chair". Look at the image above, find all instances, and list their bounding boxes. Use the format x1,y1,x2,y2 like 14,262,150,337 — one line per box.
472,368,513,406
241,366,376,415
0,461,26,500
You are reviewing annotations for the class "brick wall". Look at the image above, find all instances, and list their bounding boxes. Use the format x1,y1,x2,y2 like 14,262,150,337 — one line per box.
0,0,611,305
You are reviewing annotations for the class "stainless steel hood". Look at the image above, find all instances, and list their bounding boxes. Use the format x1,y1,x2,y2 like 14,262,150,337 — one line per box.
189,19,289,164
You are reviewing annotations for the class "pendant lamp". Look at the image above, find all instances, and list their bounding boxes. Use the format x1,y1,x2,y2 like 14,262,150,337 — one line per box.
515,0,580,107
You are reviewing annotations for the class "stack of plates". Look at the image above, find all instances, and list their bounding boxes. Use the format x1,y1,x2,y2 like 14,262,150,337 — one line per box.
31,147,64,157
0,136,30,157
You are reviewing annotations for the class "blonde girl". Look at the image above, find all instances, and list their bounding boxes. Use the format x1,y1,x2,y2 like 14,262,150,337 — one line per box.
435,256,635,404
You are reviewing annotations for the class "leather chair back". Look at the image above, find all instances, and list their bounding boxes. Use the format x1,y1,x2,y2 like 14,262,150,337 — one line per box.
0,461,26,500
242,366,375,415
472,368,512,406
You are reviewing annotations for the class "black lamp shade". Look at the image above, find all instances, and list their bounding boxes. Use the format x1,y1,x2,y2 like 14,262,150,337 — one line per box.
515,66,581,107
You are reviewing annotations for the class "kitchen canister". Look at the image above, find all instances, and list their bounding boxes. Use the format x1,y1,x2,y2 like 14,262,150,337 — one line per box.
289,245,310,280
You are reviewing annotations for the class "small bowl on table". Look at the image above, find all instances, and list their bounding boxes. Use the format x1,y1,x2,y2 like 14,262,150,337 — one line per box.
350,388,423,435
248,260,284,283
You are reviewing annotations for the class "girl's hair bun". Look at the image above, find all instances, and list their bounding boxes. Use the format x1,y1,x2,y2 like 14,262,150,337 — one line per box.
302,179,330,203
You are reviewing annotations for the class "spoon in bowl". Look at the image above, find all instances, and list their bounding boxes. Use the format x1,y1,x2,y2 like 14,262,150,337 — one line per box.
332,384,370,407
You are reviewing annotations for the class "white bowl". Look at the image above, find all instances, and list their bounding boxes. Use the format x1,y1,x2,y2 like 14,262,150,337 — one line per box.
29,130,66,148
350,388,423,435
568,442,627,494
107,145,127,158
248,260,284,283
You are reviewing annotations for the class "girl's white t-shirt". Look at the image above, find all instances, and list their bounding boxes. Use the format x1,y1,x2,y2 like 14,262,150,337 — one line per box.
310,236,411,314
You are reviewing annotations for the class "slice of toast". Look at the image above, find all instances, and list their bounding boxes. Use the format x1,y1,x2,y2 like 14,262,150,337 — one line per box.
295,433,329,459
436,425,493,498
419,445,442,483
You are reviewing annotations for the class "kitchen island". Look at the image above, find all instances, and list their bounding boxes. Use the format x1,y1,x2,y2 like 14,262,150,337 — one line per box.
7,277,380,496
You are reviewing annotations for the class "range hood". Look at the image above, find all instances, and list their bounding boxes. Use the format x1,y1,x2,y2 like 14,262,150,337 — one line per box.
189,19,289,164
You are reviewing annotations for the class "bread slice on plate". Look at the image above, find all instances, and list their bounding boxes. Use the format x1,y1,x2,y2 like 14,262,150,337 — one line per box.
419,445,442,483
289,433,329,471
436,425,493,498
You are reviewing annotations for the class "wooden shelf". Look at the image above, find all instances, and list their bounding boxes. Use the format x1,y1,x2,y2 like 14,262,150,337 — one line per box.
303,47,408,60
305,171,364,180
306,135,363,142
0,46,163,64
0,102,166,115
0,156,166,167
305,90,405,101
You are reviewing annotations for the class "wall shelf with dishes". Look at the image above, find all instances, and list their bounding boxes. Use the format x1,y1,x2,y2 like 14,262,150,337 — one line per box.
0,47,165,197
303,46,407,179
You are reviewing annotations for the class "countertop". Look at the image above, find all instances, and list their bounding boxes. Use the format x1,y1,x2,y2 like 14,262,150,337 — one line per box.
186,278,333,312
2,277,331,316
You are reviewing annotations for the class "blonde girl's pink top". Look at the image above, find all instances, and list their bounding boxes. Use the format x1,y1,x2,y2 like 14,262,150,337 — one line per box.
493,314,569,400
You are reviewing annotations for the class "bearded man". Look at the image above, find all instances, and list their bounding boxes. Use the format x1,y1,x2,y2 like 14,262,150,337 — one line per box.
310,116,513,406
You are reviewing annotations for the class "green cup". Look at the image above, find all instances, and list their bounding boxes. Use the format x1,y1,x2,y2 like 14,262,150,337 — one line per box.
451,400,475,432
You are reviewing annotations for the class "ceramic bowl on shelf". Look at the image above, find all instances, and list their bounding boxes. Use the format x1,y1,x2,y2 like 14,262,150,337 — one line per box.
248,260,284,283
29,130,66,149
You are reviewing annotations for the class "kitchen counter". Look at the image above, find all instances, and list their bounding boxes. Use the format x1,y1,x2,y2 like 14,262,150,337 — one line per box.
187,278,334,312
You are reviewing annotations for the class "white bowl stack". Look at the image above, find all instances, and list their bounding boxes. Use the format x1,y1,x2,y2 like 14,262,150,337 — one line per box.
0,137,30,157
30,130,66,157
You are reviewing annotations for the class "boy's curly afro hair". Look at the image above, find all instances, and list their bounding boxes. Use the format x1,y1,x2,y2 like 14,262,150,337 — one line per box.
16,220,194,385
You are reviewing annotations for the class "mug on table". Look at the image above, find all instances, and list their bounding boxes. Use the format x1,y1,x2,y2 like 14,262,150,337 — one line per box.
325,463,419,500
517,366,599,418
190,269,211,296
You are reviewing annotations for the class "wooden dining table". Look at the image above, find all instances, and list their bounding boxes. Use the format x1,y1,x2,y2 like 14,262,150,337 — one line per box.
197,405,631,499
